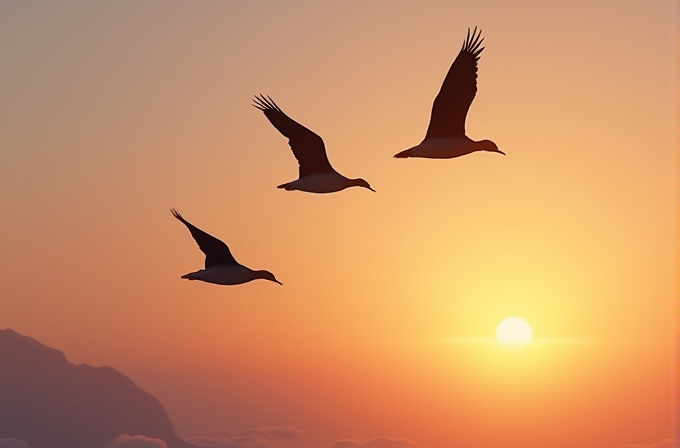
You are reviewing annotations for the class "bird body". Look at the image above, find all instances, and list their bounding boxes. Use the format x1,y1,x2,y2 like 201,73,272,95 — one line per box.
180,265,275,286
394,137,501,159
277,171,369,193
253,95,375,194
394,27,503,160
171,208,282,287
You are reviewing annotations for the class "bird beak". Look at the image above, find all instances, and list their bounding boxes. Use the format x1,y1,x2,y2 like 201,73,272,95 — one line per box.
274,279,283,286
368,186,376,193
497,150,506,155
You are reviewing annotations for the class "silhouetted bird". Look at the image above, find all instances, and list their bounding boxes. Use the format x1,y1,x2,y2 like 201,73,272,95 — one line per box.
253,95,375,193
394,27,504,159
171,208,282,286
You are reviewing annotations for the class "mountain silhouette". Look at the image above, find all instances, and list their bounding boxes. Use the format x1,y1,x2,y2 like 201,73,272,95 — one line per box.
0,329,197,448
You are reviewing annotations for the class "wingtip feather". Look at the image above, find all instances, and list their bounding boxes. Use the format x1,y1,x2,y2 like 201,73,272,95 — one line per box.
462,26,484,56
252,94,284,114
253,94,268,111
170,207,182,220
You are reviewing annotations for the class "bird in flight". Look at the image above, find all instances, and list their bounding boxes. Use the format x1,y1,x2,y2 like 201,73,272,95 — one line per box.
171,208,282,286
253,95,375,194
394,27,504,159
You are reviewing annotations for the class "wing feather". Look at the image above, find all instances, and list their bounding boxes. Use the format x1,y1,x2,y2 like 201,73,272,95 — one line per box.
253,95,334,178
425,27,485,139
171,208,238,269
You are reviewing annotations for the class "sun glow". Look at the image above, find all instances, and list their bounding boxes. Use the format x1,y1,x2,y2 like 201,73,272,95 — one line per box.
496,317,532,345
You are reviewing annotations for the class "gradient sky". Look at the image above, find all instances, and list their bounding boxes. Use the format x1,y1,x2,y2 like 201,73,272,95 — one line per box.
0,1,676,448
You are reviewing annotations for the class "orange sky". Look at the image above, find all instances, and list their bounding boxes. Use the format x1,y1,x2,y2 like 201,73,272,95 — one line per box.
0,1,676,448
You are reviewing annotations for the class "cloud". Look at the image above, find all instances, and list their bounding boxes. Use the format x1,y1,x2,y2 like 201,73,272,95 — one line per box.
0,439,32,448
328,437,418,448
265,427,303,439
187,436,267,448
185,426,303,448
618,440,679,448
108,434,168,448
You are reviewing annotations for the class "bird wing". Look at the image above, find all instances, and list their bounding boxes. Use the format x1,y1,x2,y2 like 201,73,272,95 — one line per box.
425,27,485,139
171,208,238,269
253,95,334,178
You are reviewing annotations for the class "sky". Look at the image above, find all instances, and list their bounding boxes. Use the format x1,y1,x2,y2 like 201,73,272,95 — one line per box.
0,1,677,448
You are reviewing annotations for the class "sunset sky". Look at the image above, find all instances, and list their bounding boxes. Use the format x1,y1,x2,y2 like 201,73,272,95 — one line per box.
0,1,676,448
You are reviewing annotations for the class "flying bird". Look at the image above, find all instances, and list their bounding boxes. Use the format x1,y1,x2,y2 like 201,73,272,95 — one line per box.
171,208,282,286
394,27,504,159
253,95,375,194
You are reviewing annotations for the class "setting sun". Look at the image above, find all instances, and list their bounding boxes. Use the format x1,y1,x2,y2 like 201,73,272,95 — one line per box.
496,317,532,345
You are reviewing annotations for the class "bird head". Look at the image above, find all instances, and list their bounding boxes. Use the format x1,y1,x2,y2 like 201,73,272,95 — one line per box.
352,178,376,192
476,139,505,155
258,270,283,285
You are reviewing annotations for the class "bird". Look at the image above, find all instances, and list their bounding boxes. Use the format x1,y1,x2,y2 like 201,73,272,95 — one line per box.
253,94,375,194
394,27,504,159
170,208,282,286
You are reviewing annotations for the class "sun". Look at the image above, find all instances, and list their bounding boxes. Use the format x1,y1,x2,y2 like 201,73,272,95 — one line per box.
496,317,532,345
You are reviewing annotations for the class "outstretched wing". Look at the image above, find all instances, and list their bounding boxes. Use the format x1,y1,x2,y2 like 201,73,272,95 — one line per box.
425,27,485,139
171,208,238,268
253,95,334,178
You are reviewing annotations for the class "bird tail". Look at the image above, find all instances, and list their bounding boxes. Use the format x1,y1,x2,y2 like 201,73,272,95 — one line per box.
276,182,295,190
393,148,413,158
181,272,197,280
